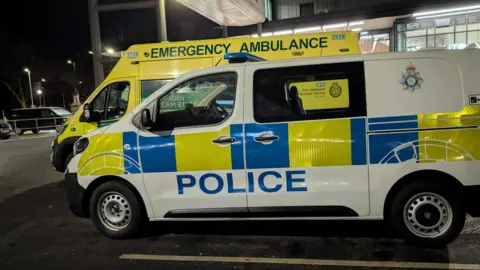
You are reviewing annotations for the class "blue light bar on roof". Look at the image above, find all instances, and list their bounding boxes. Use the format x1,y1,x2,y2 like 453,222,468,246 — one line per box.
224,52,265,63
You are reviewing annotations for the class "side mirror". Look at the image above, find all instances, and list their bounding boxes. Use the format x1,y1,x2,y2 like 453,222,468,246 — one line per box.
141,109,153,128
82,103,94,122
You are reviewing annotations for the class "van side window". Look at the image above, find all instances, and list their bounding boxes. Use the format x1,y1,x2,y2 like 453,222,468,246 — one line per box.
253,62,366,123
106,82,130,120
152,72,237,131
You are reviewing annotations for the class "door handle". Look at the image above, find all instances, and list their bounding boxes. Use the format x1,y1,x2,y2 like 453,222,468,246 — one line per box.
254,134,279,143
212,136,236,144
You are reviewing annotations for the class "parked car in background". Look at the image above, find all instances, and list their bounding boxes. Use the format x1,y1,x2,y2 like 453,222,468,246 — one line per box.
8,107,72,135
0,122,12,140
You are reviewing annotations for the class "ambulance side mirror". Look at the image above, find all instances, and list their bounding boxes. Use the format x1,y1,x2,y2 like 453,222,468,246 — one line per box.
141,109,153,128
82,103,95,122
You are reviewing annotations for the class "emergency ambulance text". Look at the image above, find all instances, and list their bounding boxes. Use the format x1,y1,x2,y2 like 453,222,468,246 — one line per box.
150,37,328,58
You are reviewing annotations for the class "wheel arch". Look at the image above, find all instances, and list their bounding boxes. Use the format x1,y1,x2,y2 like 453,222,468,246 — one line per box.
83,175,149,219
383,169,463,220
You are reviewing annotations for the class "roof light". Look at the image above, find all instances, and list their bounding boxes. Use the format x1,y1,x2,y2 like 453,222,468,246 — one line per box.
294,26,321,34
274,30,293,36
224,53,265,64
349,21,364,26
417,9,480,19
413,5,480,17
323,23,347,29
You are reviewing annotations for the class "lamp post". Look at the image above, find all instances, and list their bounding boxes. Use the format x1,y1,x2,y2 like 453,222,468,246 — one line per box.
36,89,43,107
24,68,34,108
67,59,76,71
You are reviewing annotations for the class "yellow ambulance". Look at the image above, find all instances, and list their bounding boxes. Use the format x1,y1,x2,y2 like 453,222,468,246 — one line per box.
51,31,361,172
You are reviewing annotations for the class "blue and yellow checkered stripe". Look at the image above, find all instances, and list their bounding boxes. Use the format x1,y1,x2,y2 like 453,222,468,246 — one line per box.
245,118,367,169
368,106,480,164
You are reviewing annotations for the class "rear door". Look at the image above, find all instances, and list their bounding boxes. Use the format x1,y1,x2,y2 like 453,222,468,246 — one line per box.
243,59,370,217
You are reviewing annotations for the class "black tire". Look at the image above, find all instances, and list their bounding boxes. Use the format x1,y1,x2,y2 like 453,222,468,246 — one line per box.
389,180,465,248
89,181,146,239
64,152,74,171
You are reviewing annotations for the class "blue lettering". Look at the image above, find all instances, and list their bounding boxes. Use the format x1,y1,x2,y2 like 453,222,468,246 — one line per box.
199,173,224,195
258,171,282,193
177,175,196,195
247,172,255,193
286,170,307,192
227,173,246,193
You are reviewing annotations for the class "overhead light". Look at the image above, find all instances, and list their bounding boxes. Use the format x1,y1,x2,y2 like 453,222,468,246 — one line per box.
351,28,362,32
349,21,364,26
23,68,30,73
323,23,347,29
105,47,115,55
373,34,389,39
88,50,93,55
41,78,46,82
36,90,42,95
261,32,273,37
417,9,480,19
413,5,480,17
294,26,321,34
274,30,292,36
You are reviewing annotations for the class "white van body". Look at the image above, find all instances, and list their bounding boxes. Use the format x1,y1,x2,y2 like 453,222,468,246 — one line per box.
66,50,480,247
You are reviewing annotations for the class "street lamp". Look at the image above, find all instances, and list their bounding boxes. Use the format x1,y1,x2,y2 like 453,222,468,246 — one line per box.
23,68,34,108
88,50,93,55
36,89,43,107
105,47,115,55
41,78,46,83
67,59,76,71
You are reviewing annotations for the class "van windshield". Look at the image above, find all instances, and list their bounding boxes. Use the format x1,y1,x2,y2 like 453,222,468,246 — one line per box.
51,108,72,117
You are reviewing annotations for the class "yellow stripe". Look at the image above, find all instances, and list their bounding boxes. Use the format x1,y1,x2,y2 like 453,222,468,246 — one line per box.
175,126,232,172
419,106,480,129
288,119,351,167
78,133,124,176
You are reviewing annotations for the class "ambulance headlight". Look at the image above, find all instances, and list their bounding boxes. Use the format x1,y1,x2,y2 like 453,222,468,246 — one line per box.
73,137,89,156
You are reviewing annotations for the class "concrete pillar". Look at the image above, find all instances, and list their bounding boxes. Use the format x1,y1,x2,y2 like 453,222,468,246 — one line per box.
223,26,228,38
156,0,168,41
88,0,104,87
257,23,262,36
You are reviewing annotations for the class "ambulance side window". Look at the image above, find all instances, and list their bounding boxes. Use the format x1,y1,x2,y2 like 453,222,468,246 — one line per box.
152,72,237,131
89,81,130,121
253,62,366,123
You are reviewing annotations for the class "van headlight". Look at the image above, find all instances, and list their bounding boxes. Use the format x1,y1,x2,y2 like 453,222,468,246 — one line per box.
73,138,89,156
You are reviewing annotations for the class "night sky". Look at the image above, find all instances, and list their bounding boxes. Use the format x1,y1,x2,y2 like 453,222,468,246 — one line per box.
0,0,218,112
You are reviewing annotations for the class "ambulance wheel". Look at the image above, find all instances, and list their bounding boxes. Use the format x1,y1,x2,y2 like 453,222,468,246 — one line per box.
389,181,465,248
90,181,146,239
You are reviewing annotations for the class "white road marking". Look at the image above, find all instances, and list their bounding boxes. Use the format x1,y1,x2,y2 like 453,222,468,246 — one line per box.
120,254,480,269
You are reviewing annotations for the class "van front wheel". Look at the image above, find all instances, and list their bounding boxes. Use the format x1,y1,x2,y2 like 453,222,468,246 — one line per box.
390,181,465,248
89,181,146,239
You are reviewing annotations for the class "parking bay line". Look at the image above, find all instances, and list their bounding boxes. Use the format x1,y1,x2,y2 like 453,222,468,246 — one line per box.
120,254,480,269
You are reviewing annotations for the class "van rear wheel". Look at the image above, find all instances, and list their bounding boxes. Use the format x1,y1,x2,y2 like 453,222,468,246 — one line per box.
389,181,465,248
89,181,146,239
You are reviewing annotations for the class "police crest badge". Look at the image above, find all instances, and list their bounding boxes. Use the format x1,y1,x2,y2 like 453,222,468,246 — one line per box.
400,63,424,92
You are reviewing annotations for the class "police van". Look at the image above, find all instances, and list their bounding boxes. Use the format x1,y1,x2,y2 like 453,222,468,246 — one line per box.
66,49,480,247
51,31,360,173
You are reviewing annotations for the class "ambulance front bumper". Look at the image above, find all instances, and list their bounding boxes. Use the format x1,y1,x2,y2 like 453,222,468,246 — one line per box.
65,170,88,218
